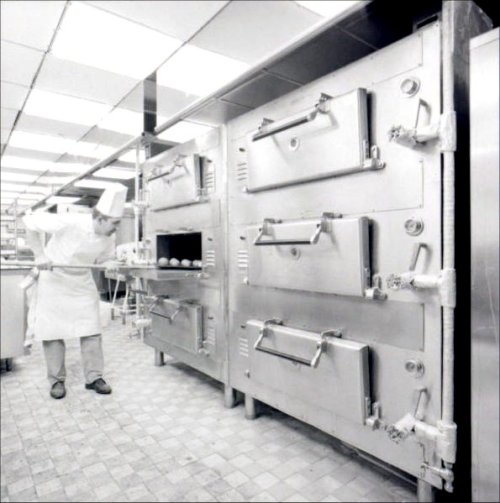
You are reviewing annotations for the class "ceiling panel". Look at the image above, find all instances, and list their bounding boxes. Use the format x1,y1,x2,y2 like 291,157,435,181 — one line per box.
222,72,300,109
2,145,62,162
15,114,91,141
81,128,133,148
0,41,44,87
1,108,18,131
189,99,250,126
0,81,30,110
0,0,65,51
190,0,321,64
85,0,229,41
35,55,141,106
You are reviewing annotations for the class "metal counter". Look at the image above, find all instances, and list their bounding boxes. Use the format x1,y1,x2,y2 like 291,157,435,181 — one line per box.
1,267,29,365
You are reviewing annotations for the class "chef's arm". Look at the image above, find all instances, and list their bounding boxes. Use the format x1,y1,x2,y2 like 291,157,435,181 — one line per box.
25,229,52,268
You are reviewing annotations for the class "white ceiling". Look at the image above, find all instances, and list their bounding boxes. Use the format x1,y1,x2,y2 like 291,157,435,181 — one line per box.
0,0,352,221
190,0,321,62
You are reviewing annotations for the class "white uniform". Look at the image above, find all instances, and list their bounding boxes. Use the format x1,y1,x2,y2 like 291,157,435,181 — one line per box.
23,212,115,341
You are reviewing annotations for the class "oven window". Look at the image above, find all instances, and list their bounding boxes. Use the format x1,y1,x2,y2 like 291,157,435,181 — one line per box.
156,232,202,267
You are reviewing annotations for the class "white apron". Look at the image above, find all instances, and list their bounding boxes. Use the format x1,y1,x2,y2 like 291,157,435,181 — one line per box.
23,213,115,341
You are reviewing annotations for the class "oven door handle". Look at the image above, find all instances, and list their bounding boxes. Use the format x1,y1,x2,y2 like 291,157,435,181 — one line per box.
147,155,187,182
151,298,186,323
254,321,341,368
251,93,331,142
253,212,340,246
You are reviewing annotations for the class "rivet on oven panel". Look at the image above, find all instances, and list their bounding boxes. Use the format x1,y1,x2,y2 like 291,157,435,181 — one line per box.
290,247,301,259
207,237,213,242
404,218,424,236
239,147,246,153
240,236,246,240
289,137,300,151
400,77,420,97
243,277,249,285
245,369,250,378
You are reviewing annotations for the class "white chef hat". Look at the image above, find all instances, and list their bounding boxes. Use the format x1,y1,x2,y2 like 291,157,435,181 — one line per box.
96,183,128,218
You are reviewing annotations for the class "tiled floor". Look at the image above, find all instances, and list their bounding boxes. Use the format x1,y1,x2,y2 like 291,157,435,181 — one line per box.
1,319,418,502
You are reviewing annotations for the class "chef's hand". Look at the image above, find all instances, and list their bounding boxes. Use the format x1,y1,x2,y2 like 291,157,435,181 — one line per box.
35,255,53,270
104,260,121,273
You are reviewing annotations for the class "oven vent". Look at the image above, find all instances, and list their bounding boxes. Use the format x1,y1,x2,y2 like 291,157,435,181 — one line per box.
203,164,216,193
236,163,249,183
205,325,216,346
239,336,249,357
237,250,249,271
204,250,216,268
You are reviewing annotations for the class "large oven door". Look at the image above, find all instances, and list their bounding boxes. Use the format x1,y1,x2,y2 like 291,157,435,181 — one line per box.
148,154,203,211
245,88,371,192
246,215,370,297
246,319,370,424
150,298,203,353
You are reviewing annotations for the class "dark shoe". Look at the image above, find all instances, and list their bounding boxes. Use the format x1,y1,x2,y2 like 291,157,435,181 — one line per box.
85,378,112,394
50,381,66,399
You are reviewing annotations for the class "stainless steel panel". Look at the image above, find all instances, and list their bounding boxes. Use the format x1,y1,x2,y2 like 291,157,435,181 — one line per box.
148,154,203,211
245,89,369,191
150,298,203,354
246,319,370,424
470,27,500,503
0,269,27,359
189,99,251,127
227,24,444,486
267,27,375,85
222,72,300,109
246,216,370,296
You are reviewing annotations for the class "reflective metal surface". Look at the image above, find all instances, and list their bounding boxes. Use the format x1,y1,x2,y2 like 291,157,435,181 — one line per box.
0,269,27,359
246,216,370,296
227,23,443,486
470,27,500,503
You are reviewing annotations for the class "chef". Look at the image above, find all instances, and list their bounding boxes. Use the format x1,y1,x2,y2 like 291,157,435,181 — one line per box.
23,183,127,399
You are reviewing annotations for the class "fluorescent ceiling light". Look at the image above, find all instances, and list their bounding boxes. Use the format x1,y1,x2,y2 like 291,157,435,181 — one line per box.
74,179,115,190
24,89,112,126
0,156,89,174
48,163,91,174
47,196,81,205
98,108,143,136
0,185,51,196
8,131,75,154
2,191,23,198
93,167,135,180
296,0,364,18
36,175,74,186
157,45,248,97
1,156,52,172
2,191,35,199
14,193,44,201
99,108,166,136
67,141,116,159
118,149,146,164
158,121,213,144
1,172,39,183
0,183,40,193
51,2,182,80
